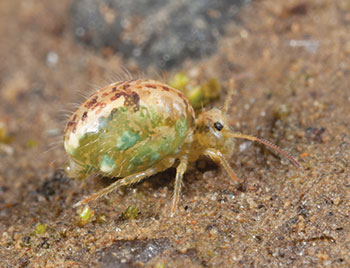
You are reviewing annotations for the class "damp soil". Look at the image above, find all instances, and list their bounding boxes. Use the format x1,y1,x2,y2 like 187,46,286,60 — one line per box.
0,0,349,267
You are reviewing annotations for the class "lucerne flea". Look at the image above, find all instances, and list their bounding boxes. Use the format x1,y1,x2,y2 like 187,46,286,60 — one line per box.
64,79,301,216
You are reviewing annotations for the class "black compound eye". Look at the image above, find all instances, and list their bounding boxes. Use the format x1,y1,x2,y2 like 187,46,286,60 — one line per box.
213,122,224,131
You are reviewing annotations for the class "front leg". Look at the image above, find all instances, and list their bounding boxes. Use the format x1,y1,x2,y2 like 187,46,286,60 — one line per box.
204,148,239,183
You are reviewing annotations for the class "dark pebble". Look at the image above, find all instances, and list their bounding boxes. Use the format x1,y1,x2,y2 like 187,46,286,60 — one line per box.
99,238,170,268
70,0,249,69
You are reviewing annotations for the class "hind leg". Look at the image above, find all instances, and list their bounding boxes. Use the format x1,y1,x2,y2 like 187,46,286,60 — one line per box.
73,166,160,208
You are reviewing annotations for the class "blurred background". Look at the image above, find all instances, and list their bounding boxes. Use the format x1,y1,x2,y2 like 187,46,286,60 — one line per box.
0,0,349,267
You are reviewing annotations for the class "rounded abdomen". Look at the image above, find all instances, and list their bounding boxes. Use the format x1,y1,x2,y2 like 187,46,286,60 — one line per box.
64,79,195,179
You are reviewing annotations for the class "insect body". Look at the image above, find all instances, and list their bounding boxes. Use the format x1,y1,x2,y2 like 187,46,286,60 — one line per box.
64,79,300,216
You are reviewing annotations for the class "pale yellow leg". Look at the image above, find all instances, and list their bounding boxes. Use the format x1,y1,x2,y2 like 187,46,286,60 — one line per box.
170,158,188,217
222,79,235,115
73,167,160,208
204,148,239,183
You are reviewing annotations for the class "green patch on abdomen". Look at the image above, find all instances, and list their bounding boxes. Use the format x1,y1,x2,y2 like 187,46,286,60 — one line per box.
127,145,161,172
175,116,188,138
116,130,141,151
69,105,190,178
99,154,116,173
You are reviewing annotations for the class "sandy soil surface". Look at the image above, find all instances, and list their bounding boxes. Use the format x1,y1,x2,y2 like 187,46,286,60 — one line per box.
0,0,349,267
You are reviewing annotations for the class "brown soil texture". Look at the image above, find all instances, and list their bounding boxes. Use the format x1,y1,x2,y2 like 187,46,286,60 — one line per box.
0,0,349,267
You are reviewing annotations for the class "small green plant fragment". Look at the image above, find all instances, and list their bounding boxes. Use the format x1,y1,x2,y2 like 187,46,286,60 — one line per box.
134,191,146,199
95,213,107,224
26,138,38,148
78,205,94,225
155,262,165,268
168,72,221,110
168,72,189,91
189,78,221,109
205,249,216,258
0,121,13,144
121,205,140,220
35,223,47,235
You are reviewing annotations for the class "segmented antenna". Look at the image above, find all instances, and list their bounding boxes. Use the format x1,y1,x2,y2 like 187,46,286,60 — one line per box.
229,132,301,168
222,79,235,115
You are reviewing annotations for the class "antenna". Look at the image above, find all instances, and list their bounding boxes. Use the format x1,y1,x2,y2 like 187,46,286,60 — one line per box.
228,132,301,168
222,79,235,115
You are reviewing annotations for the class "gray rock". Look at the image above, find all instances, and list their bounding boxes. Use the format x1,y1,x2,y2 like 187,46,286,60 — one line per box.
71,0,249,69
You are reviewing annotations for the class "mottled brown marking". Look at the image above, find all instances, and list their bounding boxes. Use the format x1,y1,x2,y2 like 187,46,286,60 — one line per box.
161,86,170,91
122,83,130,90
131,92,140,105
85,96,98,108
110,92,123,101
177,92,185,99
131,92,140,112
109,91,140,112
72,114,77,121
145,84,156,89
109,91,139,107
102,92,109,97
91,102,98,110
112,87,117,92
67,121,78,133
92,102,107,115
82,111,88,121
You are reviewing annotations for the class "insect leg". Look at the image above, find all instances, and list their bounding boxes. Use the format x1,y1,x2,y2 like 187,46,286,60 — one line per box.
73,167,160,208
170,158,188,217
204,148,239,183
